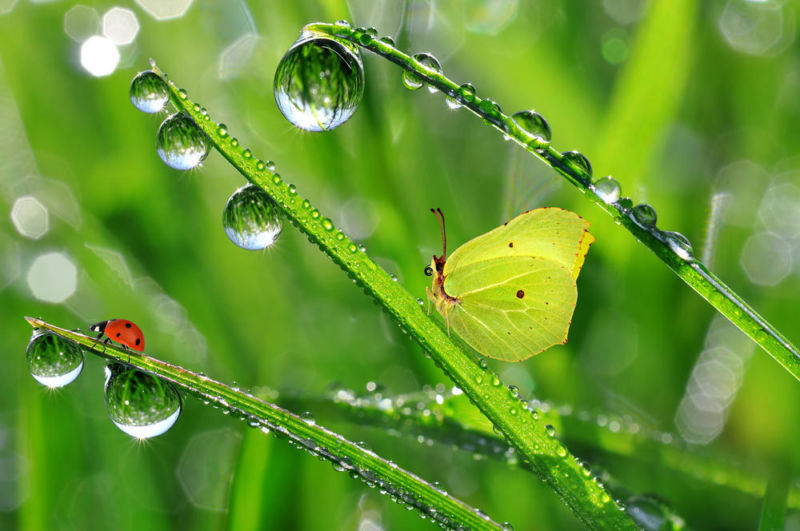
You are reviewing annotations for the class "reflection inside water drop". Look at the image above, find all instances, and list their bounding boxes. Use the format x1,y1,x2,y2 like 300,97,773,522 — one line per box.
274,33,364,131
25,330,84,388
511,110,551,143
593,176,621,204
402,53,443,92
156,113,210,170
129,71,169,113
104,363,181,439
223,184,283,250
632,203,657,227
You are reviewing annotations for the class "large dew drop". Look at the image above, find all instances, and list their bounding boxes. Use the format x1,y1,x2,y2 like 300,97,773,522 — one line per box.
130,71,169,114
402,53,443,92
156,113,210,170
511,110,551,143
274,32,364,132
223,184,283,250
593,176,621,204
104,363,181,439
663,231,693,260
562,151,593,178
632,203,657,227
25,330,84,388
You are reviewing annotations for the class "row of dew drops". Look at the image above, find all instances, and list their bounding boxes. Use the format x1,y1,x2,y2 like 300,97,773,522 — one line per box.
130,22,695,264
26,329,182,439
24,328,490,530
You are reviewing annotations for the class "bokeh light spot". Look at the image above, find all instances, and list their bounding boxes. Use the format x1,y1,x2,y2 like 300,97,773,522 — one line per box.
718,0,794,56
464,0,518,35
27,252,78,303
102,7,139,45
80,36,120,77
758,182,800,239
10,195,49,240
218,33,258,79
740,231,792,286
135,0,193,20
63,5,99,42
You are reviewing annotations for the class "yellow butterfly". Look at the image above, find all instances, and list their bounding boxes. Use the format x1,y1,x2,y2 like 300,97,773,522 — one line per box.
425,208,594,362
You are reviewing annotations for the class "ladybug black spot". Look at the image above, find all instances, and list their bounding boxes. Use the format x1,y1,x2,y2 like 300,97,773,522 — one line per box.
135,338,141,346
116,332,121,337
125,322,132,328
516,290,525,299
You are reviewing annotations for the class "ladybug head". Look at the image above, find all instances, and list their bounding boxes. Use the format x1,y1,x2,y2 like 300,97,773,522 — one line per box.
89,320,109,333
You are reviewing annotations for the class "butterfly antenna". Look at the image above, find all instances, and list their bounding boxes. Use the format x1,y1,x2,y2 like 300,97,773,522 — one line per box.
431,208,447,259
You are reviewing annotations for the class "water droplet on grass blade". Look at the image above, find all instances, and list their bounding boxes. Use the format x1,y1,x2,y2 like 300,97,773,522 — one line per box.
594,176,621,204
663,231,693,260
402,53,442,91
511,110,551,143
274,34,364,131
104,363,181,439
156,113,210,170
223,184,283,250
632,204,657,227
562,151,593,178
26,330,84,388
130,71,169,113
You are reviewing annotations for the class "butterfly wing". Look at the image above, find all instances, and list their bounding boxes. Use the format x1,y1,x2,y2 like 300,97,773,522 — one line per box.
445,208,594,280
444,256,577,361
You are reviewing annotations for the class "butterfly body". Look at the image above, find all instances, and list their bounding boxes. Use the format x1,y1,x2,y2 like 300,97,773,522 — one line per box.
427,207,593,362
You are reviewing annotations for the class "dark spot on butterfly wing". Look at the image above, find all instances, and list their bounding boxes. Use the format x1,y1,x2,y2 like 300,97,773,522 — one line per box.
508,241,514,248
516,289,525,299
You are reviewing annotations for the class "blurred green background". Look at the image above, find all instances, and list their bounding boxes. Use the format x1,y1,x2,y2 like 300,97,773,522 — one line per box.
2,0,800,528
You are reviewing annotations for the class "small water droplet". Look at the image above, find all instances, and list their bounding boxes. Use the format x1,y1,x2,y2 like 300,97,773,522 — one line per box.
511,110,551,143
402,53,442,91
334,20,351,30
301,411,316,424
26,330,84,388
663,231,693,260
379,36,395,46
366,27,378,37
156,113,210,170
562,151,593,178
266,160,276,171
230,137,239,148
632,203,657,228
104,363,181,439
223,184,283,250
242,148,252,159
545,424,556,436
272,174,282,185
274,34,364,131
348,243,358,253
256,160,266,171
491,376,501,387
321,217,334,231
556,445,567,457
129,71,169,114
593,176,621,204
310,209,321,220
217,123,228,137
178,88,188,100
479,358,488,369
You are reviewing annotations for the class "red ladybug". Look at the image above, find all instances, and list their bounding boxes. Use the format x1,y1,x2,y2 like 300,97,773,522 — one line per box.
90,319,145,352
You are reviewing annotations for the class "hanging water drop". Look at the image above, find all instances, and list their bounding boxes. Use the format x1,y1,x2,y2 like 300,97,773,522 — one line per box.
104,363,181,439
129,71,169,114
156,112,210,170
632,203,657,227
402,53,442,91
511,110,552,143
663,231,693,260
223,184,283,250
379,36,395,46
274,33,364,132
25,330,84,388
617,197,633,211
562,151,593,178
593,176,621,204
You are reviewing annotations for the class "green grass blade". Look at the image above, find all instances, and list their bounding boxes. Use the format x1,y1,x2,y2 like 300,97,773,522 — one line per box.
759,477,788,531
145,63,636,529
24,317,504,531
303,22,800,385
